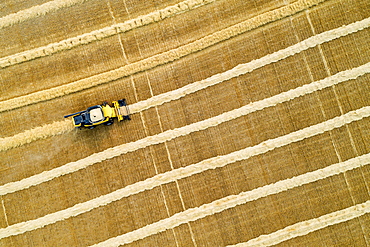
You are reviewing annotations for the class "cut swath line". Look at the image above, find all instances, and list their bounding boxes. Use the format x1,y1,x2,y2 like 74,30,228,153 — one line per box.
0,0,217,68
0,106,369,238
87,151,370,246
128,20,370,114
0,62,369,194
1,20,369,153
228,200,370,246
0,0,89,29
1,56,369,186
0,0,330,111
0,119,73,152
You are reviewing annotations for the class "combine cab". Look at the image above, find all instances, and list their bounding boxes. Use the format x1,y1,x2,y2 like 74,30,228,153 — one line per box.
64,99,130,129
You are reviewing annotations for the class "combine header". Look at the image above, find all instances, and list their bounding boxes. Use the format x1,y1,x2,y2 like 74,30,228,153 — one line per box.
64,99,130,129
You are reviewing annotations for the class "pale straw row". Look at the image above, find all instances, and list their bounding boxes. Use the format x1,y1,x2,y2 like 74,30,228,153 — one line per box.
229,200,370,246
0,0,89,29
0,0,217,68
0,61,368,195
0,0,328,111
0,119,74,152
1,18,369,152
88,142,370,246
128,17,370,113
1,104,369,239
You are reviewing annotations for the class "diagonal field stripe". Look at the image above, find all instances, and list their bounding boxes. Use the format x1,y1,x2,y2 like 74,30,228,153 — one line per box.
0,0,331,111
0,0,216,68
128,24,370,113
88,153,370,246
0,0,90,29
0,62,369,193
0,106,369,239
229,200,370,247
1,19,369,152
0,119,74,152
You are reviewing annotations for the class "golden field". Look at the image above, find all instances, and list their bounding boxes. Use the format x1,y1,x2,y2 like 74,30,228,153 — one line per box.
0,0,369,246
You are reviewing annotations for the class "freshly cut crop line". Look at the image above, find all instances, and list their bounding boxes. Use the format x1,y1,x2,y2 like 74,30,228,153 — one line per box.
229,200,370,246
128,25,370,113
0,61,368,193
1,110,370,240
1,22,369,153
88,151,370,246
1,55,369,189
0,0,329,112
0,0,89,29
0,119,73,152
0,0,216,68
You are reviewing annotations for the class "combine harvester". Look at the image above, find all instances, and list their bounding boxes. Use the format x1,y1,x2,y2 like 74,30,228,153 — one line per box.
64,99,130,129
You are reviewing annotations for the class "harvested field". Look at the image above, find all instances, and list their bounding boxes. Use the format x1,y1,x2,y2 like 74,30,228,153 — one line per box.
0,0,369,246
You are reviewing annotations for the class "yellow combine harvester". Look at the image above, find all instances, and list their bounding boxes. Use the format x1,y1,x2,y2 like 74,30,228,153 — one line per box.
64,99,130,129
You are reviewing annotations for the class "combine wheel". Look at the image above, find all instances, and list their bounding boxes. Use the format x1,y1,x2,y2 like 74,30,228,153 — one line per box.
118,99,126,107
104,120,114,126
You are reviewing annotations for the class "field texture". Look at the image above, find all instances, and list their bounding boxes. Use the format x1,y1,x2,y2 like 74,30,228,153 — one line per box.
0,0,370,246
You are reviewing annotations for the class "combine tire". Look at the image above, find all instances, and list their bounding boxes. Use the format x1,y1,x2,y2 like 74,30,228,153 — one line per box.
118,99,126,107
104,120,113,126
